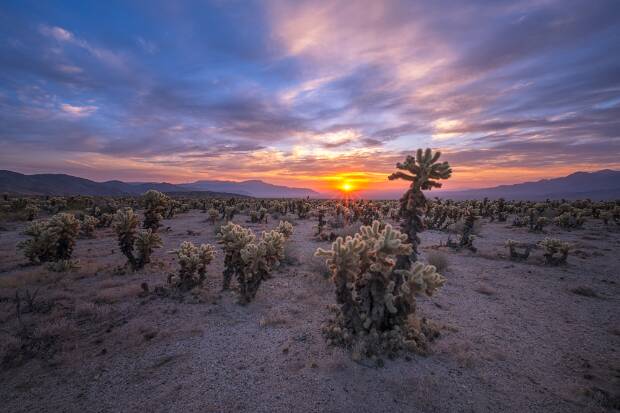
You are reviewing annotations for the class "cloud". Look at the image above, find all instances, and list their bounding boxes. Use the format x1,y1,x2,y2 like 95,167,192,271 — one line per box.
60,103,98,118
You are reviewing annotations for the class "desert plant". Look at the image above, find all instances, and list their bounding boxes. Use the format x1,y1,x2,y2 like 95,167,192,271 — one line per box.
207,208,219,224
388,148,451,268
315,221,445,361
18,220,55,264
18,213,80,265
448,209,478,252
218,222,285,303
80,215,99,238
275,220,294,239
113,208,161,270
505,239,534,261
218,221,256,291
142,190,169,231
134,229,162,267
169,241,215,290
24,204,39,221
539,238,570,265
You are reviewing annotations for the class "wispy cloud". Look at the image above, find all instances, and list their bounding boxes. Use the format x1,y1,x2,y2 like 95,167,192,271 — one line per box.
60,103,98,118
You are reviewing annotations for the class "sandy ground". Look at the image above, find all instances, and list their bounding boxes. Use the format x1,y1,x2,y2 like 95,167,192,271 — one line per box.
0,211,619,412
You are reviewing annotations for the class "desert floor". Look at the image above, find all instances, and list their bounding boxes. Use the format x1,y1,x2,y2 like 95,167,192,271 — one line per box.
0,211,619,412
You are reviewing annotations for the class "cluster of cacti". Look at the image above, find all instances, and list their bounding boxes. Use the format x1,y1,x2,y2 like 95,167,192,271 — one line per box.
113,208,162,270
539,238,570,265
249,207,268,223
18,213,80,265
315,221,445,361
554,211,585,229
169,241,215,290
142,190,170,231
388,148,452,268
505,239,534,261
217,222,286,304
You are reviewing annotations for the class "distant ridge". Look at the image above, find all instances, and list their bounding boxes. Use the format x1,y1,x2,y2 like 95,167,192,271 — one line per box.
181,179,321,198
436,169,620,200
0,170,320,198
0,170,245,197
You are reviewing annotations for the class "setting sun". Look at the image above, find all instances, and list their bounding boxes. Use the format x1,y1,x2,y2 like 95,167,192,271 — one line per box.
340,181,353,192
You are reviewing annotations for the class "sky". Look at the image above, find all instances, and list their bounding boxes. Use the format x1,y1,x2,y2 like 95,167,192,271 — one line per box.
1,0,619,196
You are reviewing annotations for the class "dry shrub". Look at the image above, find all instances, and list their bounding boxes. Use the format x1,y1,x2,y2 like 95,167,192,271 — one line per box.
425,250,449,272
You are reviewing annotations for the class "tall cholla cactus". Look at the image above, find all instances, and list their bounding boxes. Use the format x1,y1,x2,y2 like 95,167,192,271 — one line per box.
113,208,162,270
18,213,80,264
134,229,162,266
389,148,451,266
315,221,445,361
169,241,215,290
218,222,286,304
218,222,256,291
142,190,170,232
46,213,81,260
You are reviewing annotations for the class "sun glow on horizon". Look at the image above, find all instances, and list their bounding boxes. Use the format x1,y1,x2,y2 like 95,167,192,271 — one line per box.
340,181,354,192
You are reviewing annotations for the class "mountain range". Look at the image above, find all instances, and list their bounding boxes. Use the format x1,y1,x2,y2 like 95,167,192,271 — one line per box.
0,170,320,198
434,169,620,200
1,169,619,200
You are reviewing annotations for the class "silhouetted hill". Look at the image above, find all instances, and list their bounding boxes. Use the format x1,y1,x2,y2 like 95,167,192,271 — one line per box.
182,179,321,198
0,170,244,197
437,169,620,200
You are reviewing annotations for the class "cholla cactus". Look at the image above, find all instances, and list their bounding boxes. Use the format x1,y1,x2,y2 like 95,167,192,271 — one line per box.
505,239,533,261
169,241,215,290
539,238,570,265
142,190,169,231
207,208,219,224
134,229,162,267
218,222,256,290
275,220,293,239
315,221,445,361
113,208,161,270
217,222,286,303
18,213,80,264
45,213,81,260
18,220,55,264
448,208,478,252
388,148,451,267
224,206,236,221
554,211,585,229
80,215,99,238
24,204,39,221
113,208,139,268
